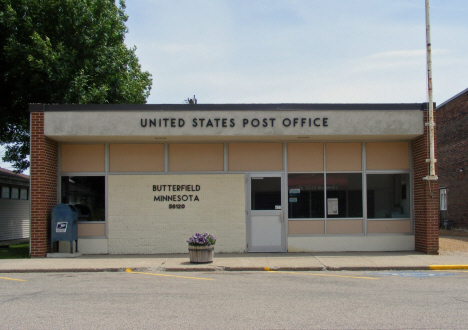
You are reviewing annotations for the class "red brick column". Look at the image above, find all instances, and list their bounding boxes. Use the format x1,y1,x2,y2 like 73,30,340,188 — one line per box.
30,111,58,257
412,109,439,254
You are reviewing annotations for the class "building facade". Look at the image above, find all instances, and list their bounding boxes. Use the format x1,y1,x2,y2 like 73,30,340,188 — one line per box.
437,88,468,228
29,103,439,257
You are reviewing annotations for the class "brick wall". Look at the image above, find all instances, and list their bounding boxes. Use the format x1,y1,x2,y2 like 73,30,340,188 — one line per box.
412,108,439,254
437,90,468,227
30,112,58,257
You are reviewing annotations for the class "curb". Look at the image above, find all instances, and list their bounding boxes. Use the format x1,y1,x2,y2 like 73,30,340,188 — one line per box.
4,265,466,273
325,266,431,271
0,268,126,273
429,265,468,270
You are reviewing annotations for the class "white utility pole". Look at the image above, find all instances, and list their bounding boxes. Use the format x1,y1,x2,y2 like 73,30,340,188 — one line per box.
424,0,438,181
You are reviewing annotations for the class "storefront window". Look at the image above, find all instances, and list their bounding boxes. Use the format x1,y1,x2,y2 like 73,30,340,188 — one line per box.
61,176,105,221
367,174,410,219
288,174,325,218
326,173,363,218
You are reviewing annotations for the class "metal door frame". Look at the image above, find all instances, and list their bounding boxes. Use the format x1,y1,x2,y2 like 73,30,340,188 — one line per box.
246,173,287,252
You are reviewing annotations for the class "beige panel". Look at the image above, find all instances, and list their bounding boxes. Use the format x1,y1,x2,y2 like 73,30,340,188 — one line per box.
228,143,283,171
78,223,106,237
366,142,410,170
109,144,164,172
326,143,362,171
327,220,363,234
61,144,105,172
367,220,411,233
169,144,224,172
288,220,325,235
287,143,324,172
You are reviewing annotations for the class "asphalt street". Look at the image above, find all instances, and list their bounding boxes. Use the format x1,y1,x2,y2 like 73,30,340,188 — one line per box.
1,270,468,329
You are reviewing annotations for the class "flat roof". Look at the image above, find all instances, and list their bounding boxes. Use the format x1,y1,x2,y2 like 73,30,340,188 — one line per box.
30,103,428,112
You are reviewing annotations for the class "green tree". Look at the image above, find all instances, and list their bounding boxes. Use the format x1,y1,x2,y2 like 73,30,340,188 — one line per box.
0,0,152,172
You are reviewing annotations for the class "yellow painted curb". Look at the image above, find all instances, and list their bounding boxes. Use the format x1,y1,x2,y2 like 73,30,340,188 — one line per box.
429,265,468,270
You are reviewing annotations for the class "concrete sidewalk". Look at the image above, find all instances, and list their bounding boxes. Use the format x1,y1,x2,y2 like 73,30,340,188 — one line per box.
1,251,468,273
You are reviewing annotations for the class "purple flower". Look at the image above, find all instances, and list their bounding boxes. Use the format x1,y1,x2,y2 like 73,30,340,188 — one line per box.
187,232,217,246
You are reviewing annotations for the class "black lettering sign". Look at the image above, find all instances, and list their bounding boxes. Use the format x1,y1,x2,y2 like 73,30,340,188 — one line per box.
141,117,328,129
153,184,201,207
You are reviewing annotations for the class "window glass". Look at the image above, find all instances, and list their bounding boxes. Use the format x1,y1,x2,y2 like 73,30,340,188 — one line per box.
61,176,105,221
439,189,447,211
288,174,324,218
367,174,410,219
1,186,10,199
20,188,28,200
11,187,19,199
326,173,363,218
251,177,281,210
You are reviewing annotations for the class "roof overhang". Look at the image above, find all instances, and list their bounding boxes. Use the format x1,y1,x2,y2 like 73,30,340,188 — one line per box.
32,103,426,142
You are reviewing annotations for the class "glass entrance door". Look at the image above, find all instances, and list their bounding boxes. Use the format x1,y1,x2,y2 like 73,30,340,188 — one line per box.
247,174,285,252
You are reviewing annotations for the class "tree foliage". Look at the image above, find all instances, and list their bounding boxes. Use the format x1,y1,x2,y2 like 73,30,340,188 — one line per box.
0,0,152,172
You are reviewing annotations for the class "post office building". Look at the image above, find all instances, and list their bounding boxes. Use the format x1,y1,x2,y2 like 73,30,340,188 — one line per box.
29,103,439,257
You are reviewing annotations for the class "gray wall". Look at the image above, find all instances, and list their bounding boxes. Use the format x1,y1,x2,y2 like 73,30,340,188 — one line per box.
44,109,424,141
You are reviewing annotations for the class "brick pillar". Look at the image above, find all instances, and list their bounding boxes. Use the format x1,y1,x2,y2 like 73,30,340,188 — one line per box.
413,109,439,254
30,111,58,257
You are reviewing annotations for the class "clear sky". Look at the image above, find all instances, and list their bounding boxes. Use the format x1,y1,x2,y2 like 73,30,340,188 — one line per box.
1,0,467,172
124,0,467,105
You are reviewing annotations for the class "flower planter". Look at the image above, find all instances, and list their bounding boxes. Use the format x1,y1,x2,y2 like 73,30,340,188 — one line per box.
188,245,214,263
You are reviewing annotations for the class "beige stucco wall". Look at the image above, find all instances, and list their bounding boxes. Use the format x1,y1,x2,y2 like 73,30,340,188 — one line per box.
366,142,409,170
109,144,164,172
169,144,224,172
327,219,363,234
287,143,323,172
326,143,362,171
228,143,283,171
288,220,325,235
107,174,246,254
61,144,105,172
78,223,106,237
367,220,411,233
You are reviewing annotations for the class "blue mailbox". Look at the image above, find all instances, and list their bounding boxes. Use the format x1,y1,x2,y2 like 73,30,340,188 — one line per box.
51,204,79,253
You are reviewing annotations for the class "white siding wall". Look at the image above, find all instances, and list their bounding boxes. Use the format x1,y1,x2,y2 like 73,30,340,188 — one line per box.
0,199,30,241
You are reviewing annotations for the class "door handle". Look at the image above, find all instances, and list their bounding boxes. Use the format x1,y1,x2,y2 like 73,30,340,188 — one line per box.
280,211,284,222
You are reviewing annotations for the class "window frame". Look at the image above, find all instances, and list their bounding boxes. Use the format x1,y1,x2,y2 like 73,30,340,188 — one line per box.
325,172,363,219
287,172,326,219
20,188,28,200
365,172,411,220
60,175,106,223
1,186,10,199
11,187,19,199
439,188,447,211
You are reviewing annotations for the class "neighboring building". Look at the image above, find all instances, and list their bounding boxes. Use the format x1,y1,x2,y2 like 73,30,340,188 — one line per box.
437,88,468,228
29,103,439,257
0,168,30,242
